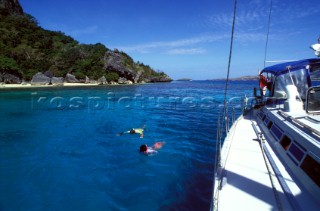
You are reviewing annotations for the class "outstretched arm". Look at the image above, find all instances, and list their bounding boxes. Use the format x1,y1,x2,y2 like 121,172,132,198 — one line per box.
152,142,165,150
117,130,130,136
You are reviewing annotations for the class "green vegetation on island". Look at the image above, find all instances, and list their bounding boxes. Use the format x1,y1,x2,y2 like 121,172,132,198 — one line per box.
0,0,172,85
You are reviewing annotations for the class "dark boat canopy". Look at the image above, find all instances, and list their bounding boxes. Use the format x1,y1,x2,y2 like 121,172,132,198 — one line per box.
261,58,320,76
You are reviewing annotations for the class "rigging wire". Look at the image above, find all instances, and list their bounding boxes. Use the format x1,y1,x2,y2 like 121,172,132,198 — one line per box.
223,0,237,132
264,0,273,68
212,1,237,210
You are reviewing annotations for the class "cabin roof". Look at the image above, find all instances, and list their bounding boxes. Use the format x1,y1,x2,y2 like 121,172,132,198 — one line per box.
261,58,320,76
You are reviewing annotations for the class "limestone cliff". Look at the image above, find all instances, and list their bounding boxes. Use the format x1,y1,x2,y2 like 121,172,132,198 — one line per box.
103,50,172,83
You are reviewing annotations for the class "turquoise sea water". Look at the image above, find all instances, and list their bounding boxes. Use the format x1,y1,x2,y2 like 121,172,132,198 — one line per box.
0,81,254,210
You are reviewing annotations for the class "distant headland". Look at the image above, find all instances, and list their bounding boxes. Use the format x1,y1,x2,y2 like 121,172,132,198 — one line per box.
176,78,192,81
208,75,258,81
0,0,172,87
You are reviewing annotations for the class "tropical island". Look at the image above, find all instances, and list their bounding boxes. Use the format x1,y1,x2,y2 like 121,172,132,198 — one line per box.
0,0,172,88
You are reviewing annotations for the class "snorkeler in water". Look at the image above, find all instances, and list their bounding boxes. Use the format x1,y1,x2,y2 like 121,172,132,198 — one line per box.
117,126,145,138
139,142,165,156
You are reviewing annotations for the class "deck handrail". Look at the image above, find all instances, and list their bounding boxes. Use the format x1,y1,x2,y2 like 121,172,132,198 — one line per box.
278,111,320,139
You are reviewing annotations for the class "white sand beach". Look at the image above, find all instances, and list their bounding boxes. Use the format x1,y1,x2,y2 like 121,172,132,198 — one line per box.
0,82,143,89
0,83,105,89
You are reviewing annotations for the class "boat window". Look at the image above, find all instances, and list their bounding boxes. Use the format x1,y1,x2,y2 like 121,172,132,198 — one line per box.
293,139,306,152
273,77,286,98
270,124,283,140
262,115,266,121
309,64,320,86
306,86,320,114
273,68,309,100
288,143,304,162
267,121,273,129
300,154,320,187
280,135,291,150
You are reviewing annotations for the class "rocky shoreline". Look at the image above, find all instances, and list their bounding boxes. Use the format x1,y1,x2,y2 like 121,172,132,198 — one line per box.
0,70,173,89
0,79,173,89
0,70,172,89
0,82,153,89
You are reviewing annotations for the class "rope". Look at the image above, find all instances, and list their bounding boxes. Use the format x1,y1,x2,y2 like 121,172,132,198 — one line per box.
264,0,273,68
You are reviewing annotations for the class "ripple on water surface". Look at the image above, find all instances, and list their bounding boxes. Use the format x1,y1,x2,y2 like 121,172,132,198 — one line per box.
0,81,253,210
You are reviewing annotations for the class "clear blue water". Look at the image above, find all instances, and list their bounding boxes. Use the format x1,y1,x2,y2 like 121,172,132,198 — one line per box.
0,81,254,210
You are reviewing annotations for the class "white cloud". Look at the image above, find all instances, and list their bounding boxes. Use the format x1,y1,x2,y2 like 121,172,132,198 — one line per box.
208,4,268,31
115,30,268,55
272,1,319,23
166,48,207,55
115,0,308,55
117,34,228,53
235,32,268,43
203,0,317,46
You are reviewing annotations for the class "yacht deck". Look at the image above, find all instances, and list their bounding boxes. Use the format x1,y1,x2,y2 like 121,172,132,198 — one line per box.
217,110,318,210
218,112,284,210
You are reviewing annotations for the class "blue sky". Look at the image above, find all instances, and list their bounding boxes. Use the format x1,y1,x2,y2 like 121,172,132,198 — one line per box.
19,0,319,79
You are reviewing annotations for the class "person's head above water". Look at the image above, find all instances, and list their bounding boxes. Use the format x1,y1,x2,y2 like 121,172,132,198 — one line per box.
139,144,148,152
130,129,135,134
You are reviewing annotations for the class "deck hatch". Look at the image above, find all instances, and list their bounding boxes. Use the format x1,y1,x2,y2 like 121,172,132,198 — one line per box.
301,154,320,187
289,143,304,162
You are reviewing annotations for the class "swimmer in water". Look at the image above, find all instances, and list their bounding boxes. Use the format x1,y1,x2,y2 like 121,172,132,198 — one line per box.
139,142,165,156
117,126,145,138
